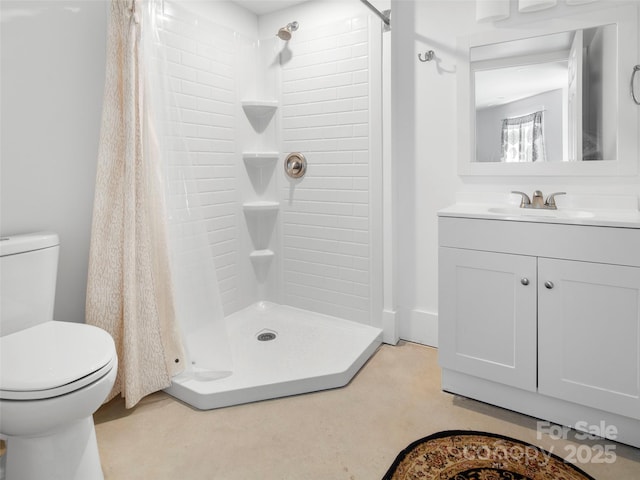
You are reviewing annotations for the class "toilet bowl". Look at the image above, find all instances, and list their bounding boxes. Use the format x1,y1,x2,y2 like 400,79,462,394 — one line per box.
0,232,118,480
0,321,117,480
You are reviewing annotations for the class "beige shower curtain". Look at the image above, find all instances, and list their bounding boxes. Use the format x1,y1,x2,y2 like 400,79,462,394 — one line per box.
86,0,184,408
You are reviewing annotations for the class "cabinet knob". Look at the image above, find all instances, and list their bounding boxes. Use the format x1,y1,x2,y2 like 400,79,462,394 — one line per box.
544,281,554,289
521,278,530,286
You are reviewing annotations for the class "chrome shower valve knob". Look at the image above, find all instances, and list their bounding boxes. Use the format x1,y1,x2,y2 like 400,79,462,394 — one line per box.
284,152,307,179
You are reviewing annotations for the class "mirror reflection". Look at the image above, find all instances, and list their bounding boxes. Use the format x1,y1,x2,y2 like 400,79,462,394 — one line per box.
472,24,617,163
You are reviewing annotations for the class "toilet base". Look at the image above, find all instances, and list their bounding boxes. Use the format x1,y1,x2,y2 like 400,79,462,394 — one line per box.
5,416,104,480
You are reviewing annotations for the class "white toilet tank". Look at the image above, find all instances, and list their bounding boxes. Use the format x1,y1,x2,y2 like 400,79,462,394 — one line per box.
0,232,60,337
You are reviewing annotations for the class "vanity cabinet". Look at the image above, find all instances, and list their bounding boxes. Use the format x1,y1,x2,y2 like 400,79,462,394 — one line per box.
438,214,640,447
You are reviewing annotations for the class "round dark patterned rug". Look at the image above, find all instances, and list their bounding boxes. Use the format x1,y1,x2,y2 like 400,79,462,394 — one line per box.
382,430,595,480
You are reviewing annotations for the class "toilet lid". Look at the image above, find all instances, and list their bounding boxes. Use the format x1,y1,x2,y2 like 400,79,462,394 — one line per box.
0,321,116,400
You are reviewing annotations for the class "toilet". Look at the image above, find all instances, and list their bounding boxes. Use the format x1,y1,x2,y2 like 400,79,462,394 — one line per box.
0,232,117,480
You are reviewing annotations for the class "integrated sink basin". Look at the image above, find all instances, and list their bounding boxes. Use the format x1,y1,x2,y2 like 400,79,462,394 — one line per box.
486,206,595,219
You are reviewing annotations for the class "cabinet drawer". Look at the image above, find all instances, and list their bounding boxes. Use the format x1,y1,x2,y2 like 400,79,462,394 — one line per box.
439,216,640,267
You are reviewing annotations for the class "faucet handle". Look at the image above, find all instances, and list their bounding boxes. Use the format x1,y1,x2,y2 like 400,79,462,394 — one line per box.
511,191,531,208
545,192,566,209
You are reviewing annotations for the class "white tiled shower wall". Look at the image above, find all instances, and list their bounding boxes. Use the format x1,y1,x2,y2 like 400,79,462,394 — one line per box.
155,6,243,315
280,17,373,324
154,2,376,324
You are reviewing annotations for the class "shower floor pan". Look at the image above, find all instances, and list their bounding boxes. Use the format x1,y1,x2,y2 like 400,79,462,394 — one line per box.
165,302,383,410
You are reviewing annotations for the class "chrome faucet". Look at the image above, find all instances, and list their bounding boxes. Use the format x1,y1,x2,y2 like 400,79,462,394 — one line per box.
511,190,566,210
531,190,545,208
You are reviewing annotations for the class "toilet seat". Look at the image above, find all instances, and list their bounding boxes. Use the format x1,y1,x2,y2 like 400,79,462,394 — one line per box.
0,321,116,401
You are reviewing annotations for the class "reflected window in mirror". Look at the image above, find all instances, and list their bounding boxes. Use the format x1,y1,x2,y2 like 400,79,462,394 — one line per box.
501,111,546,163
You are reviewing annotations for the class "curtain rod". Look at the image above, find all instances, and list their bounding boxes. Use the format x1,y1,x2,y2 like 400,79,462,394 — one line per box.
359,0,390,27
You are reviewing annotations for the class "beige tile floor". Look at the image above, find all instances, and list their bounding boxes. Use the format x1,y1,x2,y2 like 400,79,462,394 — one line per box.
94,342,640,479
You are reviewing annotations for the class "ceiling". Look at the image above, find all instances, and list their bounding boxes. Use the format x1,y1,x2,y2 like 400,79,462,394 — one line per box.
472,30,573,109
232,0,310,15
475,61,569,109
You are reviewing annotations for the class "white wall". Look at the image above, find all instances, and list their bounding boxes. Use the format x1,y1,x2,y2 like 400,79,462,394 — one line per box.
394,0,640,346
1,0,107,323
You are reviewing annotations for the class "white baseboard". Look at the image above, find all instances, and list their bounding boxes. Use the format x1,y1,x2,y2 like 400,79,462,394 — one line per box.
399,308,438,347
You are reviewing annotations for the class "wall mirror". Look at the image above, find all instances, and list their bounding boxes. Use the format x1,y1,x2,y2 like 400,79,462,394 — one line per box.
457,4,639,176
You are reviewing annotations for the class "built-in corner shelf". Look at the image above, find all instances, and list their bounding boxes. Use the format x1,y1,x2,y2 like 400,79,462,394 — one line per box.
242,201,280,213
241,100,278,118
241,98,279,285
242,152,279,168
249,249,275,261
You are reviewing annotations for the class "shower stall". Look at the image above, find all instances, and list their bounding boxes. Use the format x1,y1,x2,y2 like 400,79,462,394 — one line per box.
143,0,391,410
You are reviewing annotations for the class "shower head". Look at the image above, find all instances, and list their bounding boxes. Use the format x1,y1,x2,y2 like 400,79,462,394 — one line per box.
277,21,299,41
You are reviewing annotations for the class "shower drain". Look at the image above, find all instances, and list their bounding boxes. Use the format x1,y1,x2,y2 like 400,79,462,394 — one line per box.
257,331,277,342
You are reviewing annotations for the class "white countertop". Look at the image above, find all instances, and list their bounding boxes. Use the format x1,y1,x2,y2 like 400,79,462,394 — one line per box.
438,202,640,229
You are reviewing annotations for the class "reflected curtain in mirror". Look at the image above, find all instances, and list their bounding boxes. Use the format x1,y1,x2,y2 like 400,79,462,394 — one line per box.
501,111,546,162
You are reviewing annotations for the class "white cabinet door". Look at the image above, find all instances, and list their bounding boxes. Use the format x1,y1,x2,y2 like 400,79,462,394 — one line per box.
538,258,640,420
439,247,537,392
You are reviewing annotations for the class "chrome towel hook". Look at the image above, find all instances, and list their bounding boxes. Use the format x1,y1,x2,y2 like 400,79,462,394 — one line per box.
632,65,640,106
418,50,435,62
